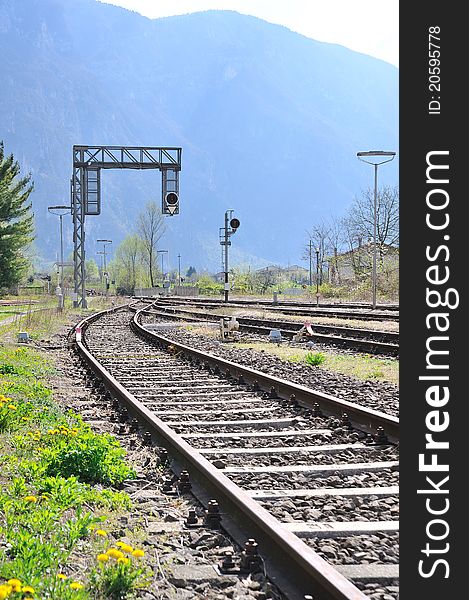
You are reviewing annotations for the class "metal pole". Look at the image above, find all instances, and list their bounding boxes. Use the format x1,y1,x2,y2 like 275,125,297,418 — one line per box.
224,211,229,303
309,240,312,287
316,248,320,306
357,151,396,309
161,253,164,280
178,254,181,286
59,214,64,293
372,163,378,310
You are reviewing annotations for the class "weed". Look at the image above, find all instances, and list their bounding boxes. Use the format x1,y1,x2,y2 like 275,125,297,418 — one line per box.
304,351,326,366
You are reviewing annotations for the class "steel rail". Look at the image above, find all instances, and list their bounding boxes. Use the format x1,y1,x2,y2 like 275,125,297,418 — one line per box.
144,296,399,322
132,308,399,442
152,295,400,312
140,304,399,355
74,305,370,600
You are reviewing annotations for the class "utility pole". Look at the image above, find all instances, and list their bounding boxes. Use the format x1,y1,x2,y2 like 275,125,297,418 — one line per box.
220,210,240,303
97,239,112,297
315,247,320,306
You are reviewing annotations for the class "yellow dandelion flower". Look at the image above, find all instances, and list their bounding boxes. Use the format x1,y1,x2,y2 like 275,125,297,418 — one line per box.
70,581,83,590
0,588,11,600
97,553,109,562
7,579,22,587
131,549,145,558
24,495,37,503
57,574,68,580
117,556,130,565
7,404,17,410
22,586,35,594
25,597,34,600
106,548,124,559
120,544,134,554
95,529,107,537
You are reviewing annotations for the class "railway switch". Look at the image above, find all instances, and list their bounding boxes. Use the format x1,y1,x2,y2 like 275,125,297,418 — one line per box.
220,317,240,342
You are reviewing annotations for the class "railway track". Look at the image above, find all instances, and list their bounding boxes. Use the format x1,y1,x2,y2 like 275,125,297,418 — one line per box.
74,302,399,600
141,302,399,357
144,296,399,323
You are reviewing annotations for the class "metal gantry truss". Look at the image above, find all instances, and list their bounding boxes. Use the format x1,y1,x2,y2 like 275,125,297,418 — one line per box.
71,145,182,308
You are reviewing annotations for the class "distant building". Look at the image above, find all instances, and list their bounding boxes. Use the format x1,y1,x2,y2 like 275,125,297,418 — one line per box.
327,243,399,284
255,265,309,284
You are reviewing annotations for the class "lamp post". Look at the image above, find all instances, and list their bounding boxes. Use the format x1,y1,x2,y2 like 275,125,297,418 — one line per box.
48,205,70,310
97,239,112,296
315,247,320,306
357,150,396,309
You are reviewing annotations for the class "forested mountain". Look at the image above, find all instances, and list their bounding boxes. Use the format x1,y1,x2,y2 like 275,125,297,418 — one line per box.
0,0,398,270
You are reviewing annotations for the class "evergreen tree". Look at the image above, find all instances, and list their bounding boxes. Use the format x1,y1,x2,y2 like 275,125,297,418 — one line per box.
0,142,34,291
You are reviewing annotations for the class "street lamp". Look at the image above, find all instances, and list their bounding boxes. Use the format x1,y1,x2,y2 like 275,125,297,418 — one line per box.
97,239,112,295
357,150,396,309
48,204,70,310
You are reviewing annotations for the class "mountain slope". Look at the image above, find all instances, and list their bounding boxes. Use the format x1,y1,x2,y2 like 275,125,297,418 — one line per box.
0,0,398,270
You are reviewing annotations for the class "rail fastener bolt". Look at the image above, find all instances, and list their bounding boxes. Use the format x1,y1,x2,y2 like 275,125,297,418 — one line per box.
177,470,192,493
219,551,240,574
312,402,322,417
374,426,389,445
204,500,222,529
162,476,176,495
239,538,262,574
184,508,201,528
340,412,352,429
158,448,169,465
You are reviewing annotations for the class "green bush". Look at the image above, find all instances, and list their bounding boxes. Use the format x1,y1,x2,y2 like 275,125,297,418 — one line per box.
42,428,135,485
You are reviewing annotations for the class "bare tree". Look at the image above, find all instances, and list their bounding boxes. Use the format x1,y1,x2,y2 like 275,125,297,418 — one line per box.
303,222,330,285
326,216,347,285
348,185,399,255
137,201,165,287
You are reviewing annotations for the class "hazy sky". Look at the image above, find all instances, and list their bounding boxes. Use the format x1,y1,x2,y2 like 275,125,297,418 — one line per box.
99,0,399,67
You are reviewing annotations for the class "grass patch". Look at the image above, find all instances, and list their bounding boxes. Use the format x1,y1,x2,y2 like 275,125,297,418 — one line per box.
235,341,398,385
0,344,149,598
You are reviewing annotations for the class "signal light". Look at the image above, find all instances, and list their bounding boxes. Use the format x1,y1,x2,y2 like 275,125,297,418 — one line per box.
230,217,240,230
164,191,179,215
